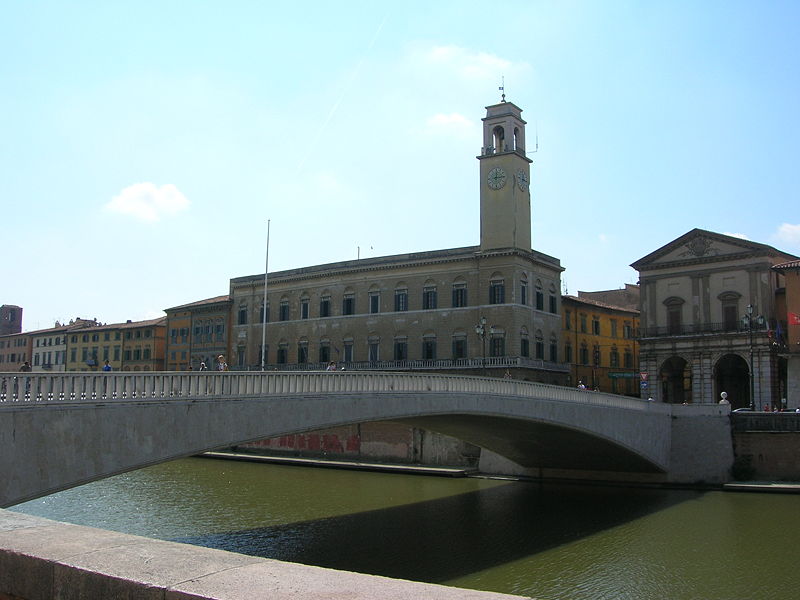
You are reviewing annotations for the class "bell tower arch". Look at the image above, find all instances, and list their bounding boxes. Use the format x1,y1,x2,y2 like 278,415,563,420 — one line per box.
478,101,533,251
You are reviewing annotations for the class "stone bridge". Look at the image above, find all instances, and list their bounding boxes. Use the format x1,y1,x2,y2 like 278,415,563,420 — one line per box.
0,371,734,507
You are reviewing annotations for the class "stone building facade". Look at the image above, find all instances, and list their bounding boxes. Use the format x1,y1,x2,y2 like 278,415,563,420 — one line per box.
227,100,567,383
632,229,798,409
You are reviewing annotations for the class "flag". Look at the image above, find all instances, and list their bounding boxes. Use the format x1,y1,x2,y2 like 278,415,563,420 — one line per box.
775,320,784,345
789,312,800,326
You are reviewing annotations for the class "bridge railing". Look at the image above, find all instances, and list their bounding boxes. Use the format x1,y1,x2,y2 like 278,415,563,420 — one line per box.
0,371,676,413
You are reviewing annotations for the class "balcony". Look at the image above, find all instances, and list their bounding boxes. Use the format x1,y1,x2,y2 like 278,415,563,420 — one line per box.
639,321,768,339
234,356,569,374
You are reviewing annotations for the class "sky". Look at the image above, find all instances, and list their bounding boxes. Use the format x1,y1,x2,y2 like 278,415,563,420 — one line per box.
2,0,799,332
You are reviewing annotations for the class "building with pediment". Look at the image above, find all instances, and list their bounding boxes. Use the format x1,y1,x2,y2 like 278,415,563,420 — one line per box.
632,229,799,409
226,100,568,383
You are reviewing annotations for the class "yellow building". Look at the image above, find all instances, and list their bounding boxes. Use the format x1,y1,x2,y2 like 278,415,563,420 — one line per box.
65,317,166,372
562,290,640,395
164,296,230,371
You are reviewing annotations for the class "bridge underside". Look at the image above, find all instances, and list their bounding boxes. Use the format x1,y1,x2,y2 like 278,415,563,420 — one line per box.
396,415,664,473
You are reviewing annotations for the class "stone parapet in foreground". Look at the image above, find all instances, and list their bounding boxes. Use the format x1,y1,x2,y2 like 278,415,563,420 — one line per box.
0,510,529,600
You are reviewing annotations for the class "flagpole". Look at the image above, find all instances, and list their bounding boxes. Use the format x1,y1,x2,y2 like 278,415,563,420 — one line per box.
261,219,270,371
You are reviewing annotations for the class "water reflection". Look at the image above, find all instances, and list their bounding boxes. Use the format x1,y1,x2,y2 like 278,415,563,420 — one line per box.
175,479,698,583
12,458,800,599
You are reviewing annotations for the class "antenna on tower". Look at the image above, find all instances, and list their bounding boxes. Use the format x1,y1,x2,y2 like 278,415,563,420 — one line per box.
528,122,539,156
499,76,505,102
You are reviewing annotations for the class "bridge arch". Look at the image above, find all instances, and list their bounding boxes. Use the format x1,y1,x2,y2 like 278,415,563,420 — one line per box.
0,371,731,508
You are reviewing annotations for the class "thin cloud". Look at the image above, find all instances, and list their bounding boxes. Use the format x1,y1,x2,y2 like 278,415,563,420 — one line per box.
774,223,800,249
723,232,749,240
105,183,189,222
426,112,475,138
426,46,514,81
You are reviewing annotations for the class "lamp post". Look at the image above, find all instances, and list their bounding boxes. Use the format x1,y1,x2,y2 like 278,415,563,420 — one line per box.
474,317,487,375
742,304,765,410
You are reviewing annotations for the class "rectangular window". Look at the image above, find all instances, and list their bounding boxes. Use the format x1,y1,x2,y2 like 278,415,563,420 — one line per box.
624,350,633,368
81,348,88,361
536,291,544,311
71,348,77,362
579,346,588,365
394,340,408,361
610,320,618,338
143,348,151,360
610,349,619,367
565,310,572,330
301,299,309,319
422,287,437,310
277,346,288,364
344,342,353,363
297,344,308,364
592,318,600,335
580,314,587,333
489,337,504,357
369,292,380,314
624,322,633,339
124,350,131,361
422,339,436,360
550,341,558,362
549,295,558,314
452,284,467,308
320,297,331,318
260,304,270,323
319,345,330,363
452,338,467,359
535,340,544,360
521,338,530,358
394,290,408,312
279,301,289,321
565,344,572,363
343,294,355,315
237,348,246,367
238,306,247,325
114,346,120,361
133,349,141,360
723,305,738,331
489,282,505,304
368,342,379,362
103,346,109,360
520,282,528,306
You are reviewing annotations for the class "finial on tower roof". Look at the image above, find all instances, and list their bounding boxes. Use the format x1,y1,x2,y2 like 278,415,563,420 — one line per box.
499,75,506,102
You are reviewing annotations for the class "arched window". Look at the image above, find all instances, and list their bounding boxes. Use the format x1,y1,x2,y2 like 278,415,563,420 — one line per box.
534,329,544,360
493,125,505,152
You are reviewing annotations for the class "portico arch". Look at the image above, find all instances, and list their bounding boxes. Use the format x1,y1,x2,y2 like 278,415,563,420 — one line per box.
660,356,692,404
714,353,749,409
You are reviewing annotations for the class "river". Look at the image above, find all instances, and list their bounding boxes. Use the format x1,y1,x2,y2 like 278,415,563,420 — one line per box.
10,457,800,599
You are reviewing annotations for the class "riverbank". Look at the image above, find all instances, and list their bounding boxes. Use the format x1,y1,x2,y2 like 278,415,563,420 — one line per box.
203,451,800,494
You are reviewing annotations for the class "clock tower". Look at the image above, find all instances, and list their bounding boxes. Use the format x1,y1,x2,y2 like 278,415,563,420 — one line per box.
478,101,532,251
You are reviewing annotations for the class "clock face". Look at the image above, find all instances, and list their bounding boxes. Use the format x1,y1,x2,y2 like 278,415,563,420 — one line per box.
487,167,507,190
516,169,529,191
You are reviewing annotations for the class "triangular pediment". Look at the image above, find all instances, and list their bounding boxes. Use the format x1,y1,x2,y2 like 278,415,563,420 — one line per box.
631,228,798,271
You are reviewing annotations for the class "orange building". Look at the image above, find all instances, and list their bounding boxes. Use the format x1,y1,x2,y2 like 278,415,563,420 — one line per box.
562,290,640,395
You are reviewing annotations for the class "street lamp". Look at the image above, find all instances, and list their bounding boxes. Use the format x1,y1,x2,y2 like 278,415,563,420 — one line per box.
742,304,765,410
474,317,488,374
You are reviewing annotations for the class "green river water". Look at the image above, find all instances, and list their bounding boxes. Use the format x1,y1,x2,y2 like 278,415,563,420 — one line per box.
11,457,800,599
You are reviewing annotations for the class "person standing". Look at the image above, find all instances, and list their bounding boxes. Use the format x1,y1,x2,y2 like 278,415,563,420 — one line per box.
216,355,228,371
19,361,31,372
102,360,112,372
